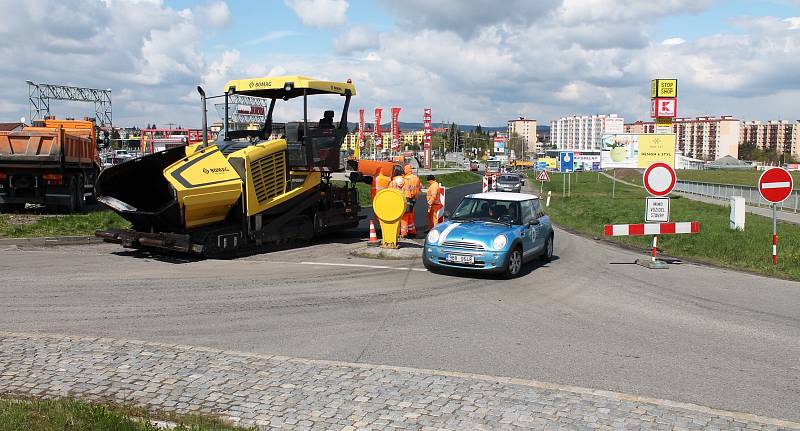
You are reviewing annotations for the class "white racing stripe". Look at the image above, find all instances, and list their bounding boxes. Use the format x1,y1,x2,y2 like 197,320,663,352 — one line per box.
438,222,461,244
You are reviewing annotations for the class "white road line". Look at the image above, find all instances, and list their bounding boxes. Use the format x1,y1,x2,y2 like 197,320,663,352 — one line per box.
300,261,427,272
761,181,791,189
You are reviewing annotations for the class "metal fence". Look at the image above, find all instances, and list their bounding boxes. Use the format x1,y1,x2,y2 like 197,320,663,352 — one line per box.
675,180,800,213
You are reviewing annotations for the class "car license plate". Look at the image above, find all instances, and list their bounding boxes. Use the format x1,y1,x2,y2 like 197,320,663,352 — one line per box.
447,254,474,264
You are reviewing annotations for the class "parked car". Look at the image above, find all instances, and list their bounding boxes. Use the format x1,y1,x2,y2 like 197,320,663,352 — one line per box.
469,160,480,172
423,192,554,278
495,174,523,192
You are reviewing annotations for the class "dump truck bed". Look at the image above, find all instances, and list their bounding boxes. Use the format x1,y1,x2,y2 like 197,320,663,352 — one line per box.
0,127,98,167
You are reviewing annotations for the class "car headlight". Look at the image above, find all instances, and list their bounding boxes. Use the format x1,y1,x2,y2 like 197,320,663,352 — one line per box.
492,234,507,250
427,229,440,244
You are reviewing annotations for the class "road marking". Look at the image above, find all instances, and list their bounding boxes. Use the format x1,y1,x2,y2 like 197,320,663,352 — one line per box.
761,181,791,189
299,261,427,272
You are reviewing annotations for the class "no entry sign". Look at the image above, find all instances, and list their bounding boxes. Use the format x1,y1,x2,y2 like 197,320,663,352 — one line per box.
758,167,794,203
643,162,676,197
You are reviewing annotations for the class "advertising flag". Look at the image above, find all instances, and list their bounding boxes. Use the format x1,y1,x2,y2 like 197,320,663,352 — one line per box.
423,108,432,169
374,108,382,149
391,107,401,150
358,108,365,148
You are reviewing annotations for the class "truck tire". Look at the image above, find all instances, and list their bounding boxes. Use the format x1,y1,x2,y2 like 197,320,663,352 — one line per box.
84,170,98,205
59,180,78,214
0,203,25,213
75,177,86,213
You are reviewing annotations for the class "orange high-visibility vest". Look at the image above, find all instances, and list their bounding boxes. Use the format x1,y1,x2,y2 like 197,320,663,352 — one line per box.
427,180,441,206
404,174,421,199
375,173,391,192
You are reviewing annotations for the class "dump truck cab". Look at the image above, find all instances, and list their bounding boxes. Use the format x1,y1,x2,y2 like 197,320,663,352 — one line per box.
96,75,363,257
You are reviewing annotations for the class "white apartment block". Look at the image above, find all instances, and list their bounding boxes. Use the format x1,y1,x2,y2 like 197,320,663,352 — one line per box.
625,116,740,160
549,114,623,151
740,120,800,159
507,117,538,156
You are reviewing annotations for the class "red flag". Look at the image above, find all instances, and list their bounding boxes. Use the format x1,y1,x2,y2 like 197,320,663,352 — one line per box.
374,108,382,149
391,107,401,150
423,108,432,169
358,108,365,148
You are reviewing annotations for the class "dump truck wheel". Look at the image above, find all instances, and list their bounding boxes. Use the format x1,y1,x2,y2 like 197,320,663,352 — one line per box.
0,203,25,213
75,177,86,213
59,180,78,214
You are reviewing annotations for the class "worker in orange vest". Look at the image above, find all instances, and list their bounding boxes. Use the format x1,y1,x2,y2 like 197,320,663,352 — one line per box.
371,167,391,201
401,164,421,237
426,174,442,231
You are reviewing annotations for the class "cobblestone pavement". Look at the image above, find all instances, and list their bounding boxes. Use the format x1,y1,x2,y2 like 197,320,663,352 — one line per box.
1,332,797,430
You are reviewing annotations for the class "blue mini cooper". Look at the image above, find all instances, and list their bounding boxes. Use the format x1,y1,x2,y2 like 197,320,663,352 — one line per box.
423,192,554,278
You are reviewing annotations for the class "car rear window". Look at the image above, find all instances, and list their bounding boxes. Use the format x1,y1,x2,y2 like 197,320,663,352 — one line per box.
499,175,518,181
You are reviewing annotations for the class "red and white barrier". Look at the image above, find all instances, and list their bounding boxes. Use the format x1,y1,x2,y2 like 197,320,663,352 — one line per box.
482,176,489,192
604,222,700,237
773,234,778,266
437,186,446,223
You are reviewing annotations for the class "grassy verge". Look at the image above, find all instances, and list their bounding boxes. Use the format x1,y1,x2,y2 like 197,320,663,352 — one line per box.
0,211,130,238
612,168,799,188
532,171,800,280
0,397,254,431
436,171,481,188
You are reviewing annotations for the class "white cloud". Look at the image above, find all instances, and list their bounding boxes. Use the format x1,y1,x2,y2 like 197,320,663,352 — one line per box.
284,0,348,29
333,25,378,53
661,37,687,46
0,0,227,127
243,30,300,46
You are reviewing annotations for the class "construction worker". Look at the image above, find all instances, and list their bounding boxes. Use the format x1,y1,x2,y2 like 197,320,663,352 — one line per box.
371,167,391,200
401,164,421,237
426,174,442,231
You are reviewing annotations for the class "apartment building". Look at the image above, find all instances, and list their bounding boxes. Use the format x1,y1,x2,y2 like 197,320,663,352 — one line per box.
550,114,623,151
507,117,539,155
740,120,800,159
624,116,740,160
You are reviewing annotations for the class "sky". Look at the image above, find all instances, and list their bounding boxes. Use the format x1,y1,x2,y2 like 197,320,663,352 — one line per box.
1,0,799,128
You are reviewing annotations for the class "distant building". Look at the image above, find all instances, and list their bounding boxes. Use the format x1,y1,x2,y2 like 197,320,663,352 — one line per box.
549,114,624,151
739,120,799,159
507,117,538,156
624,116,740,160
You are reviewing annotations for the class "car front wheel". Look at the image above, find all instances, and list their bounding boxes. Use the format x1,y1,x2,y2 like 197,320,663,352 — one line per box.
541,234,554,262
503,247,523,279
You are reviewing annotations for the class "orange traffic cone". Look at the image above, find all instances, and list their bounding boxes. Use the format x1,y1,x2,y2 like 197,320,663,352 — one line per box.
368,219,380,246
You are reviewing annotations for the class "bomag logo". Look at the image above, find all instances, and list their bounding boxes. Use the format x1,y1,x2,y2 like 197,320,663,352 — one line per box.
249,81,272,89
202,167,230,174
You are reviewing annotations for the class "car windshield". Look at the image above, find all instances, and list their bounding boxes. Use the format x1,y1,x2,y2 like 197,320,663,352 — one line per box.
451,198,521,225
498,175,518,182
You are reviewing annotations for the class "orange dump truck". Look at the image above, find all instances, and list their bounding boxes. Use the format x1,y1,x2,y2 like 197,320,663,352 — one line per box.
0,118,101,212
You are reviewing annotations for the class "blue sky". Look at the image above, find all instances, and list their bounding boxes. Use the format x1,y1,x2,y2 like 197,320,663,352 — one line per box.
1,0,799,127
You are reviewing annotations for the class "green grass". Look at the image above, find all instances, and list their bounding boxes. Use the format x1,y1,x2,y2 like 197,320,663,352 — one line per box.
0,397,254,431
436,171,481,188
612,168,799,189
0,211,130,238
532,172,800,281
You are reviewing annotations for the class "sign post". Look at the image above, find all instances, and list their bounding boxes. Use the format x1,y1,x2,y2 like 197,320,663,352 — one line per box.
639,163,677,269
758,167,794,266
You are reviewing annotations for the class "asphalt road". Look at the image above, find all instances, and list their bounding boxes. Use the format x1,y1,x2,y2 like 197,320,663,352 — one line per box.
1,182,798,421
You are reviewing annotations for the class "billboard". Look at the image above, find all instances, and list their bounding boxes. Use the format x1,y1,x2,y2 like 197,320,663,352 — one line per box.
493,135,506,154
650,79,678,98
423,108,432,168
539,157,557,169
600,134,676,169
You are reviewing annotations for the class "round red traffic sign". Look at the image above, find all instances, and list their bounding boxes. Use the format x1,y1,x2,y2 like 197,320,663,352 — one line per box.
643,162,676,197
758,167,794,203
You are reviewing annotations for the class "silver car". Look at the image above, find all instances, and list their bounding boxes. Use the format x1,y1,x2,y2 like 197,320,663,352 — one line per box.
495,174,522,193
